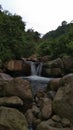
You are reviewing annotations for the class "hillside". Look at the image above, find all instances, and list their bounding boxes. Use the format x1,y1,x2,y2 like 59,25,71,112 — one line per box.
0,5,73,61
37,22,73,58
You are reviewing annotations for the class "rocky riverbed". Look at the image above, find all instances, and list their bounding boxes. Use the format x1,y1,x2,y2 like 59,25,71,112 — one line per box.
0,72,73,130
0,56,73,130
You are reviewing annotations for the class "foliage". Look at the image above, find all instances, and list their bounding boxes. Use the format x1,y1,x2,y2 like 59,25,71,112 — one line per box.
0,5,73,61
37,22,73,58
0,6,40,61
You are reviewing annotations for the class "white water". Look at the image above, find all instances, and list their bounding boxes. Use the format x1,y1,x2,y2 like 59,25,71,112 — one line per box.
24,61,53,129
24,75,52,95
25,75,52,83
30,62,37,75
30,61,43,76
24,61,53,95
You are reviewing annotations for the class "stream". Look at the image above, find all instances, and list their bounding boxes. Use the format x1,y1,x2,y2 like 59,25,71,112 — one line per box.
24,61,52,95
23,61,53,130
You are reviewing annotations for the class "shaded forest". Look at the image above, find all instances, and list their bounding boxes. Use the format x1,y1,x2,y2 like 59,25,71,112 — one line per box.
0,5,73,61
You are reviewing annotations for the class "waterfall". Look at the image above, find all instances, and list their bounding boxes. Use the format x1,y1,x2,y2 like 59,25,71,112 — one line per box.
37,62,43,76
30,61,42,76
31,62,37,75
23,61,53,96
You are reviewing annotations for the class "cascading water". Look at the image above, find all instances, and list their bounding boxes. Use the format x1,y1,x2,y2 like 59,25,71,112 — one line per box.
23,61,53,130
37,62,43,76
24,61,52,95
30,61,42,76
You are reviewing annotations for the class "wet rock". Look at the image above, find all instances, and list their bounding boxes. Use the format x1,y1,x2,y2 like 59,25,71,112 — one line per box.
47,78,61,91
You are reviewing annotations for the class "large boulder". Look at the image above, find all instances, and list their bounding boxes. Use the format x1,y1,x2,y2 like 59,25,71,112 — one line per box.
60,73,73,86
47,78,61,91
53,74,73,124
62,56,73,73
0,106,28,130
0,77,33,108
4,60,31,76
42,58,64,77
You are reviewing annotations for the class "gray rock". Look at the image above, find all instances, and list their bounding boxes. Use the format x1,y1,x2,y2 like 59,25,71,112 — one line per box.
37,119,71,130
39,98,52,120
53,75,73,124
0,96,23,107
0,106,28,130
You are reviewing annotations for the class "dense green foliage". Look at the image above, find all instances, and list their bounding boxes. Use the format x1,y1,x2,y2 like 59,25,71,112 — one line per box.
37,21,73,58
0,6,40,61
0,5,73,61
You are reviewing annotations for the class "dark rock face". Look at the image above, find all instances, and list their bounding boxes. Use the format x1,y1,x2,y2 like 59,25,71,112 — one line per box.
4,60,31,76
41,56,73,77
53,74,73,124
62,56,73,73
42,58,64,77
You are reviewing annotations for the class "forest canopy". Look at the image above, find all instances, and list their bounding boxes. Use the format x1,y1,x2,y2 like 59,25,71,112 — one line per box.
0,5,73,61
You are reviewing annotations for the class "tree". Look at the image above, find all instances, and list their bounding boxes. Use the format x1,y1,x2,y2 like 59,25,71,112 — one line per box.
61,21,67,26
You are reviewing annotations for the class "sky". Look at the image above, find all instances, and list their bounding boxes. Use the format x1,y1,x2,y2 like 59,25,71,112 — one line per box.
0,0,73,35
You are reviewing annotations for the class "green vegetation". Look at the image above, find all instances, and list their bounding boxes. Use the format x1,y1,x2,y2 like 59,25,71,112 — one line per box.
0,5,73,61
37,21,73,58
0,5,40,61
